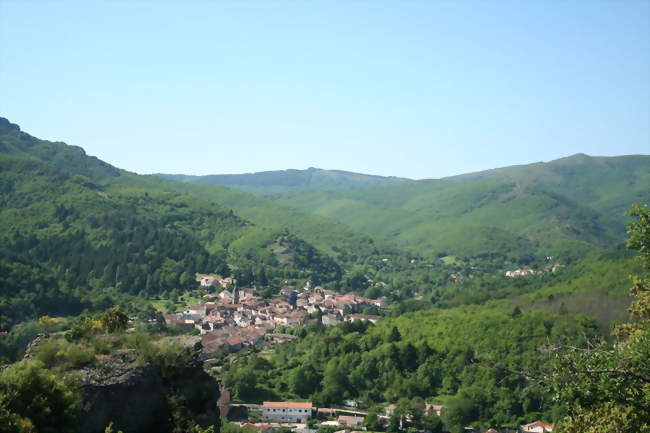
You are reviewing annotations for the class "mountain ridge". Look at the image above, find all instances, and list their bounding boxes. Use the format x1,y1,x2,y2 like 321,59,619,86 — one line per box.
155,166,413,194
261,153,649,258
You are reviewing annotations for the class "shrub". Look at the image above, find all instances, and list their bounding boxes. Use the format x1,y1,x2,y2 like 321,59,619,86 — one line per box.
0,360,80,433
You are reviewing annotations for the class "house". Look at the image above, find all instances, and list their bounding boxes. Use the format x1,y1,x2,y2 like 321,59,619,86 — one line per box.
240,288,257,300
505,269,537,278
186,304,207,317
163,314,195,332
384,404,397,416
318,408,336,417
219,290,234,302
424,404,444,417
198,275,221,287
269,333,298,344
551,264,565,273
262,401,314,423
337,416,364,426
320,421,339,427
520,421,554,433
344,314,380,324
322,314,341,326
225,337,243,351
371,297,388,307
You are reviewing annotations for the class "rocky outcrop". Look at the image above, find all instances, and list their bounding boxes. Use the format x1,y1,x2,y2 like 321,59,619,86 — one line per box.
76,347,220,433
20,333,220,433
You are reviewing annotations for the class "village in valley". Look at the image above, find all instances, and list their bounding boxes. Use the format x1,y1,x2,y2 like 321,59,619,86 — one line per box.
163,274,555,433
164,275,385,356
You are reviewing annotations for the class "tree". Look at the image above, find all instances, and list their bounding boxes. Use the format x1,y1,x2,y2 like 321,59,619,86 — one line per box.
224,366,257,401
100,306,129,333
546,204,650,432
0,360,80,433
441,394,476,433
289,365,320,397
422,414,444,433
364,406,384,432
388,326,401,343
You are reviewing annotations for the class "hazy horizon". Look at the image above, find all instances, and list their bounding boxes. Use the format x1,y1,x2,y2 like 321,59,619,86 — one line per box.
148,151,649,181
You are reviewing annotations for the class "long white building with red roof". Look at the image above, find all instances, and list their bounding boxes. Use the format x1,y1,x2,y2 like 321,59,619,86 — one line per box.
262,401,314,423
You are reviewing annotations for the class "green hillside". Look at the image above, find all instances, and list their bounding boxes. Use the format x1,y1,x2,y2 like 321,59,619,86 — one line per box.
265,155,649,259
447,153,650,226
119,173,399,264
156,167,412,194
0,118,344,327
0,116,402,267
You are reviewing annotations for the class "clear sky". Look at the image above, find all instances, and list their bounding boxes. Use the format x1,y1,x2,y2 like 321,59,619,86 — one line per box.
1,0,648,179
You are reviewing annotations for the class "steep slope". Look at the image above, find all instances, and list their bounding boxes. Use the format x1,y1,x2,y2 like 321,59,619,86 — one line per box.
265,155,649,258
0,118,342,326
0,117,121,181
156,167,412,194
0,118,400,266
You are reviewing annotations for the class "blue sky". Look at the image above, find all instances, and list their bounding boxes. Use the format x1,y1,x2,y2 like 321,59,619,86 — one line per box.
1,0,648,179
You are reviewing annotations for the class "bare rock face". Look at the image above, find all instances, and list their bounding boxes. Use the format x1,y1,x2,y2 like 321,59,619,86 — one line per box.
76,349,220,433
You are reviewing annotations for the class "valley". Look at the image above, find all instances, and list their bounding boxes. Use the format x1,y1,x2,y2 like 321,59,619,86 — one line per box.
0,117,647,432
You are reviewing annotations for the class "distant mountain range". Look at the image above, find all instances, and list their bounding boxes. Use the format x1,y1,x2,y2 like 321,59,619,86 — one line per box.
4,114,647,264
156,152,650,258
156,167,412,194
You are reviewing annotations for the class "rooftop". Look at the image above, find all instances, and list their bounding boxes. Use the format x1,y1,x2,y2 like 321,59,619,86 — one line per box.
262,401,313,409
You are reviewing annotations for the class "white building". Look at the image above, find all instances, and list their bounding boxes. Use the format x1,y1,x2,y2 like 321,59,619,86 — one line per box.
520,421,554,433
262,401,314,423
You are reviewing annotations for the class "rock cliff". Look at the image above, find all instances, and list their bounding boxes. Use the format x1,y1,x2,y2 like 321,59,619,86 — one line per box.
24,334,220,433
77,347,220,433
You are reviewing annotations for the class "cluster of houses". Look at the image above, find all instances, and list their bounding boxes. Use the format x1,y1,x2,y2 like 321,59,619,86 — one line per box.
238,401,554,433
259,401,443,425
504,264,564,278
164,279,385,355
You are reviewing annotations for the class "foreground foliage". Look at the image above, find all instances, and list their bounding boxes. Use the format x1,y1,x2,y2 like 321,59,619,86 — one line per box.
547,204,650,432
0,308,218,433
0,360,79,433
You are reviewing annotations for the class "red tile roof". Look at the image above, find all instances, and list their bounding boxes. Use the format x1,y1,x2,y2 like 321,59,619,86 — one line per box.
523,421,554,430
262,401,313,409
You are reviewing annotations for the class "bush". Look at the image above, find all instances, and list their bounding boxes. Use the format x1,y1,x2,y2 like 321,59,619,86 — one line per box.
0,360,80,433
65,318,103,342
62,345,95,369
100,307,129,333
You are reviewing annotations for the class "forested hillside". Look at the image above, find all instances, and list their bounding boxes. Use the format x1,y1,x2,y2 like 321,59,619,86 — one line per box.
0,118,344,328
262,155,649,258
119,173,400,264
224,306,600,424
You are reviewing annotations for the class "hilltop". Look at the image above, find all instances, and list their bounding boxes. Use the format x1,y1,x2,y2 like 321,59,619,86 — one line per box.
156,167,412,194
262,154,649,258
